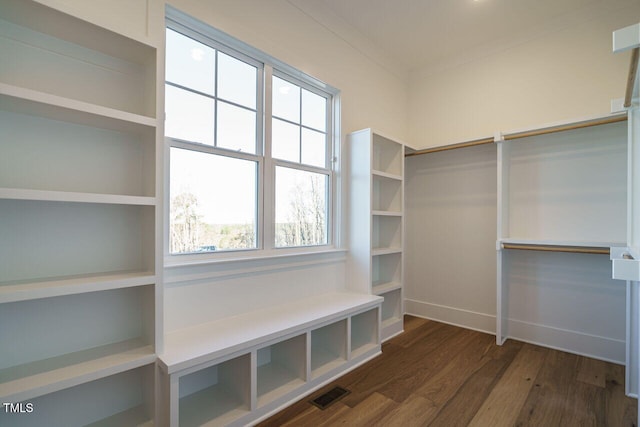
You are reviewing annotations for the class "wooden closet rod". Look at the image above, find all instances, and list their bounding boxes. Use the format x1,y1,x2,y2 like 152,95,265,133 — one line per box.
503,115,627,141
625,47,639,108
404,136,494,157
502,243,610,255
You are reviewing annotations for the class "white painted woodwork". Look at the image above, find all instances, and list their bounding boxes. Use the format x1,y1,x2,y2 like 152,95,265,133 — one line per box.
159,293,381,426
0,0,160,424
348,129,405,341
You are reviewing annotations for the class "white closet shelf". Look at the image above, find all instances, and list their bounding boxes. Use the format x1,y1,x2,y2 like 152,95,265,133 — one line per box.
0,188,156,206
372,281,402,295
0,338,155,403
0,271,156,304
87,405,154,427
372,170,403,181
372,210,403,217
0,0,156,62
0,83,157,131
372,248,403,256
160,292,382,374
179,384,249,427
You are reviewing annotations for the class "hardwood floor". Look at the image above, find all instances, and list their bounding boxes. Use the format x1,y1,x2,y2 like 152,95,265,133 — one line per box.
258,316,638,427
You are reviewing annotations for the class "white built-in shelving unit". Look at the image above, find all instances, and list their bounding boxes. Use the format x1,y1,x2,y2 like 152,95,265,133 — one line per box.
495,115,629,350
610,23,640,408
349,129,405,341
159,293,381,426
0,0,161,425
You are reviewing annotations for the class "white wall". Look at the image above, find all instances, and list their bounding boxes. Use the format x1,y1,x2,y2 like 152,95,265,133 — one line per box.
408,1,640,149
404,144,497,333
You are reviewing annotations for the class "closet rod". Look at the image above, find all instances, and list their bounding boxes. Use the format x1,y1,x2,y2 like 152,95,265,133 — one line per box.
404,136,494,157
503,115,627,141
502,243,610,255
624,47,639,108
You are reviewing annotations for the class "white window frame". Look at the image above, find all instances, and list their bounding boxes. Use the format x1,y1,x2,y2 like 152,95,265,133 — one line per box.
164,6,341,264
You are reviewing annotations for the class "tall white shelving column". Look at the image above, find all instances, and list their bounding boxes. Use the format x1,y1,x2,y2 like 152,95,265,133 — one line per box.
0,0,161,425
348,128,405,342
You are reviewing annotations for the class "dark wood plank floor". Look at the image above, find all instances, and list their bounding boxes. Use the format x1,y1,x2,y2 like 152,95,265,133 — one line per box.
258,315,638,427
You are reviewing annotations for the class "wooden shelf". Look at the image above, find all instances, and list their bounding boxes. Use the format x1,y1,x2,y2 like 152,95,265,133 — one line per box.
0,339,155,402
499,238,625,255
0,188,156,206
0,271,155,304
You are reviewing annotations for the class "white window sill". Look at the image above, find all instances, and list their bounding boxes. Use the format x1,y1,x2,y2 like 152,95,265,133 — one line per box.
164,246,347,269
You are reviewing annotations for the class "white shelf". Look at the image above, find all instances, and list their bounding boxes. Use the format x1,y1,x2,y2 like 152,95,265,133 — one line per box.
160,292,382,374
256,362,305,408
372,281,402,295
180,384,249,427
0,271,155,304
372,247,403,256
372,210,403,217
0,83,156,131
0,339,155,402
372,169,402,181
0,188,156,206
86,405,154,427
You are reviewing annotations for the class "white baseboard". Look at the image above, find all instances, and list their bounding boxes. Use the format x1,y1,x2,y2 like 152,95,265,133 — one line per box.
405,299,625,364
404,299,496,335
506,318,625,365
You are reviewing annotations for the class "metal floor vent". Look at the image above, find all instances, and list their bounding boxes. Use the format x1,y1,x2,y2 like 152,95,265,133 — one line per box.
310,386,350,410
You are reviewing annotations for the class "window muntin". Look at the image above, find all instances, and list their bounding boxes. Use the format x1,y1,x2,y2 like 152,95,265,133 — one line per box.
165,18,337,258
271,75,329,169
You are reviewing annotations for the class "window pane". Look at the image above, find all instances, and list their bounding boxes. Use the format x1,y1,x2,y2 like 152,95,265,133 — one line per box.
272,118,300,162
165,85,215,145
275,166,327,247
302,89,326,132
217,52,257,109
170,147,257,253
217,101,256,153
272,76,300,123
301,128,326,168
166,29,215,96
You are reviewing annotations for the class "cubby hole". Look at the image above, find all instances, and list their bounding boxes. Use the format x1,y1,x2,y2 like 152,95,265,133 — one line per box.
310,320,347,379
381,289,403,328
0,286,155,396
372,253,402,294
0,0,156,117
0,200,155,285
350,309,379,358
372,215,402,251
372,175,402,212
256,334,306,407
0,364,154,427
372,134,402,176
179,354,251,427
0,108,155,197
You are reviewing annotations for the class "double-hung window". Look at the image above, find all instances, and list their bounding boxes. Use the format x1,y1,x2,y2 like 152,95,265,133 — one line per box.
165,11,338,258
